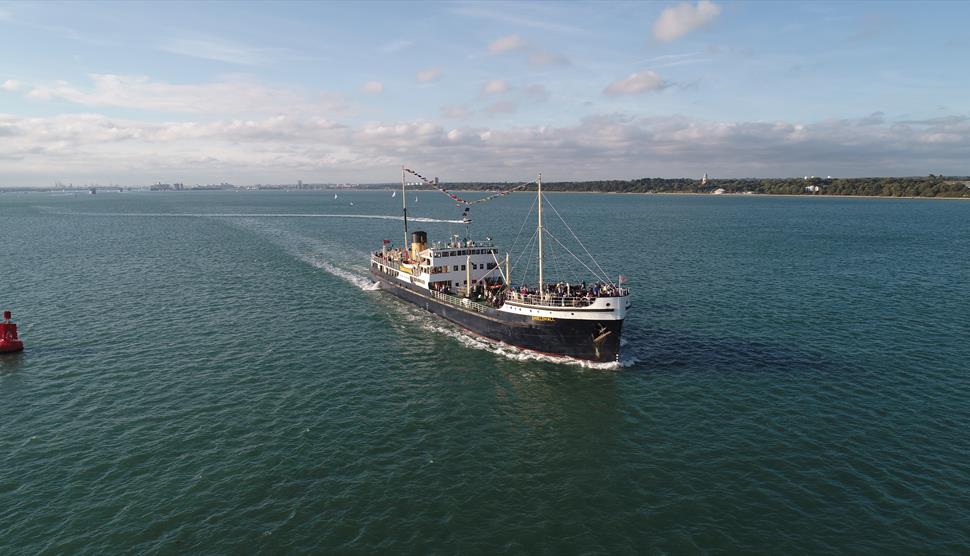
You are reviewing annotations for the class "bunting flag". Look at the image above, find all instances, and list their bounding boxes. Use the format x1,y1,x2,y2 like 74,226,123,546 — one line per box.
404,167,531,207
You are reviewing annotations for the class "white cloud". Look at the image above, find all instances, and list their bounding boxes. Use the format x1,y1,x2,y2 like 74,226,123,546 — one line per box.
482,79,509,95
441,105,469,119
362,80,384,94
453,6,587,35
2,111,968,186
528,50,569,67
416,67,442,83
485,101,517,115
159,36,287,65
488,35,529,54
653,1,722,43
24,74,346,115
1,79,21,91
488,35,569,72
604,71,668,95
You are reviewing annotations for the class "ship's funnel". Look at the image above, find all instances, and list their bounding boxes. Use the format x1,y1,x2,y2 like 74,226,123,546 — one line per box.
411,231,427,260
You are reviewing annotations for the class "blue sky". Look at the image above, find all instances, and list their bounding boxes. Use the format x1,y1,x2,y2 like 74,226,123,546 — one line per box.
1,1,968,186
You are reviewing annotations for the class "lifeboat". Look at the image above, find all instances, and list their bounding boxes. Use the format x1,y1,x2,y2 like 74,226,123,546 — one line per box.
0,311,24,353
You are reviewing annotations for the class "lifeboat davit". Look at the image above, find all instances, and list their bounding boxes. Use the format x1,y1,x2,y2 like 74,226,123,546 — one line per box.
0,311,24,353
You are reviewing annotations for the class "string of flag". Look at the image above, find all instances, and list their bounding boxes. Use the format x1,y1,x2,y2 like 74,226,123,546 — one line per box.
404,168,532,207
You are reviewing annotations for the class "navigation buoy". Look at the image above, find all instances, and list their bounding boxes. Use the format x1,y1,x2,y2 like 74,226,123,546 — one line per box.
0,311,24,353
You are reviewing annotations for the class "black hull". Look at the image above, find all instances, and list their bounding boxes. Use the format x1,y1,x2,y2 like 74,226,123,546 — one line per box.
371,270,622,363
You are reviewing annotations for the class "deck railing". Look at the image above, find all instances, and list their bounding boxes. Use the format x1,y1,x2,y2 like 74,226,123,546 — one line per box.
430,290,493,314
504,288,629,308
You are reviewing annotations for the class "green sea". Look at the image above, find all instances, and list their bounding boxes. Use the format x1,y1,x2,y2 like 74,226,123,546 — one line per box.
1,190,968,554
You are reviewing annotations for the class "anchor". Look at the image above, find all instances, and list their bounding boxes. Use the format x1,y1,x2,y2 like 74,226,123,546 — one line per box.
591,324,612,359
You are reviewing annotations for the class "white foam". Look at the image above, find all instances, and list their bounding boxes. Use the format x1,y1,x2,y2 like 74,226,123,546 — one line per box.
49,211,465,224
129,212,632,367
224,218,382,292
418,317,631,370
297,253,381,291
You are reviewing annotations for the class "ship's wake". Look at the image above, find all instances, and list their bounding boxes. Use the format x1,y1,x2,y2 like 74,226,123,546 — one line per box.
175,215,636,369
45,211,464,224
299,253,381,291
397,310,637,370
228,218,381,292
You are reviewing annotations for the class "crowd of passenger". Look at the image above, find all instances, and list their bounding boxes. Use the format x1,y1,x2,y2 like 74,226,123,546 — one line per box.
506,281,624,305
438,280,627,307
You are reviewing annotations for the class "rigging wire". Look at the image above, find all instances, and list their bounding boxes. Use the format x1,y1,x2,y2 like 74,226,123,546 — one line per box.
404,168,532,206
542,194,614,285
511,227,538,284
545,222,567,284
519,228,539,287
544,228,612,285
506,192,538,263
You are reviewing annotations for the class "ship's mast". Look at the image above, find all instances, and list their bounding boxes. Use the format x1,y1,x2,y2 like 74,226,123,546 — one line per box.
402,165,409,253
537,172,544,294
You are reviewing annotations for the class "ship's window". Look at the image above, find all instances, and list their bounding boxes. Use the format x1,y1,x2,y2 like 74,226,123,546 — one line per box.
453,265,458,271
461,265,466,271
606,303,611,307
472,263,477,270
463,280,467,284
455,282,459,286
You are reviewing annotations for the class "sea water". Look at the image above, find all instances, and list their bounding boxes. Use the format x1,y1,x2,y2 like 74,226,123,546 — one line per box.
1,191,968,553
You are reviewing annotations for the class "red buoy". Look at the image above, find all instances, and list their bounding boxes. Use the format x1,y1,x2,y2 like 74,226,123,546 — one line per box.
0,310,24,353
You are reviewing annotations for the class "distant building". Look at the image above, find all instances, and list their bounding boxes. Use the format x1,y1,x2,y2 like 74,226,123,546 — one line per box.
712,188,726,195
805,185,820,193
701,173,709,186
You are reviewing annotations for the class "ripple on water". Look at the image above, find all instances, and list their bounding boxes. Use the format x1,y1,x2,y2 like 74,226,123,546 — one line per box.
1,192,969,553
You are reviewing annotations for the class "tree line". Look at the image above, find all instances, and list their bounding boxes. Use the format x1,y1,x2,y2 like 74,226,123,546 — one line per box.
421,175,970,198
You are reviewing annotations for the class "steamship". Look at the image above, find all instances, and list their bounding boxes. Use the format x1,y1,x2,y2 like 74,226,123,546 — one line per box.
369,171,630,363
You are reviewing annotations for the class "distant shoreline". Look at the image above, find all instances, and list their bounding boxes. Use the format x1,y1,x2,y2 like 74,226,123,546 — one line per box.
6,188,968,201
373,189,970,201
548,191,970,200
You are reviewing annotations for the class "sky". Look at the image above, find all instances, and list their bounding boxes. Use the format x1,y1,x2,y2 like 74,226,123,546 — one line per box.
1,0,969,187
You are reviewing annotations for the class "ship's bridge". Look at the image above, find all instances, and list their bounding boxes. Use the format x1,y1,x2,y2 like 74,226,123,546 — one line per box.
418,236,504,290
